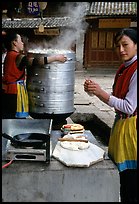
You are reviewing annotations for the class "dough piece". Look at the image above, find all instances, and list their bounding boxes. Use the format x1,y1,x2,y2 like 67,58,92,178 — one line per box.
60,141,90,151
78,142,90,150
60,141,79,151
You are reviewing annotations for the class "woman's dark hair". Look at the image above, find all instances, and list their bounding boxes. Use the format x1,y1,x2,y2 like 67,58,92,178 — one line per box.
4,30,18,50
114,28,137,45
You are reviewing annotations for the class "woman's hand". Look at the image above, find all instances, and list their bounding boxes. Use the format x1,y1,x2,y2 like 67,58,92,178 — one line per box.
84,79,110,104
84,79,101,96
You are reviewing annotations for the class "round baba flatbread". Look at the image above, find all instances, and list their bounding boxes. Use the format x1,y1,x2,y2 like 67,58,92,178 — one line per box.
61,124,84,133
60,141,90,151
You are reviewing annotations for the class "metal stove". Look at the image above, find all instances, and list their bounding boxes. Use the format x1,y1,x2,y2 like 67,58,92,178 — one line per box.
2,119,53,163
5,139,52,162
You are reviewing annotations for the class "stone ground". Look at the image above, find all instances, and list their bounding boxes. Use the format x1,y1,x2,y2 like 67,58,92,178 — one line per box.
70,69,116,128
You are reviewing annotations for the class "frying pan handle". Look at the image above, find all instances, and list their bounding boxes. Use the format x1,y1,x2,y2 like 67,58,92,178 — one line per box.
2,133,15,142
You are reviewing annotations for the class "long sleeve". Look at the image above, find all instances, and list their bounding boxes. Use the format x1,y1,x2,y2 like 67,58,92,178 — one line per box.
108,70,137,115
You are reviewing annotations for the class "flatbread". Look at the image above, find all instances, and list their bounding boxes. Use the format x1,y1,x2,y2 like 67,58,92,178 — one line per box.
61,124,84,135
61,124,84,131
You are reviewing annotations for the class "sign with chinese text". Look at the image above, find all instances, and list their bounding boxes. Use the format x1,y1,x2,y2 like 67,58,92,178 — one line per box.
27,2,40,15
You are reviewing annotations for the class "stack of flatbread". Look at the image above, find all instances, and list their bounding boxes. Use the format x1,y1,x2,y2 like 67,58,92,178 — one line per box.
61,123,84,135
58,134,90,151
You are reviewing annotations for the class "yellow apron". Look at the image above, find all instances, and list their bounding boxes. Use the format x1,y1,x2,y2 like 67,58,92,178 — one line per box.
15,80,29,118
108,115,137,172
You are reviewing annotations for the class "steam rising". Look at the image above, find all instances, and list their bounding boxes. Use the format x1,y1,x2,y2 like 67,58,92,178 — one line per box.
28,2,89,53
55,2,89,49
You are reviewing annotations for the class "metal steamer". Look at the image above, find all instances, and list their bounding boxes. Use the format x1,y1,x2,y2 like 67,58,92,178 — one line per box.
27,49,76,120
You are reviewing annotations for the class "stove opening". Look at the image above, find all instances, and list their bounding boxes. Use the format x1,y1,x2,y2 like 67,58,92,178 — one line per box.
15,154,36,160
